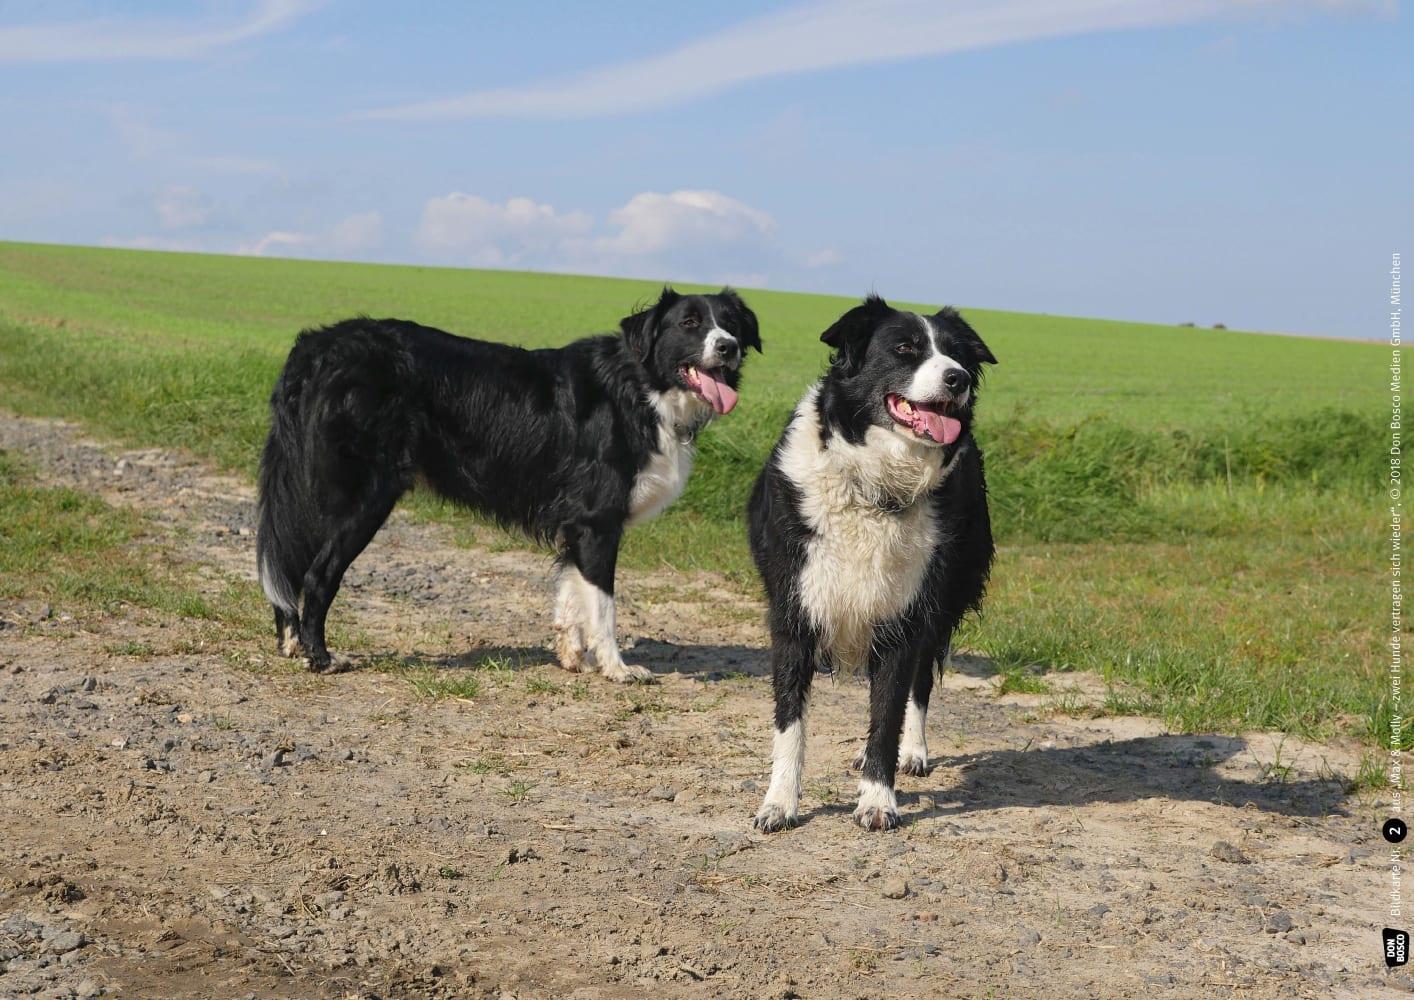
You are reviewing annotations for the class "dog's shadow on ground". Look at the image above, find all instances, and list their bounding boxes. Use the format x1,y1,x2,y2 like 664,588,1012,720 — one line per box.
368,640,770,679
916,733,1351,821
627,639,770,679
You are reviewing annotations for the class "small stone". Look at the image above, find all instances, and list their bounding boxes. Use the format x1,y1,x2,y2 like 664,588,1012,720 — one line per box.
44,931,86,954
1264,911,1294,934
265,748,288,769
1018,929,1041,948
881,877,909,899
1209,841,1250,864
507,846,539,864
80,677,97,693
76,979,102,998
647,786,677,802
1086,903,1112,919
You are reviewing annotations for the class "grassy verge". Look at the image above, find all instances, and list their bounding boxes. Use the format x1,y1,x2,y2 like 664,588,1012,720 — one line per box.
0,242,1391,753
0,449,270,641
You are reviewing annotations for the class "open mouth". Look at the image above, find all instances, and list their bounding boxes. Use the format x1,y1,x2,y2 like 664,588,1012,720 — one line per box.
886,393,962,445
680,364,738,415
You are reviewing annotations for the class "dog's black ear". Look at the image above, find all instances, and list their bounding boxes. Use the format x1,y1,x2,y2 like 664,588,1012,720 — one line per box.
619,286,680,361
717,287,761,353
934,307,997,366
821,294,890,373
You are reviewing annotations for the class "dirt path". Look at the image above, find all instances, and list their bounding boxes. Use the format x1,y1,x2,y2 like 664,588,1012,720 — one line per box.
0,413,1399,999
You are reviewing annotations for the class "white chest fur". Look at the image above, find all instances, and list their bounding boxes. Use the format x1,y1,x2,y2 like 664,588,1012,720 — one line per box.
778,385,947,671
628,388,709,526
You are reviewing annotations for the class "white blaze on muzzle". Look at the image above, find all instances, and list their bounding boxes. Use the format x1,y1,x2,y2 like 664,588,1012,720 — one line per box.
907,314,969,406
702,327,741,369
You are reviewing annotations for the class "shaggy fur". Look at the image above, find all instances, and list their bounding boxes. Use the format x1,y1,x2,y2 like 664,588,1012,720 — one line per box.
256,287,760,680
748,295,995,831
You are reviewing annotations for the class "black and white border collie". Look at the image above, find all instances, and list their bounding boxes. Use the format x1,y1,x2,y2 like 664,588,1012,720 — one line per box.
748,295,996,832
256,287,760,682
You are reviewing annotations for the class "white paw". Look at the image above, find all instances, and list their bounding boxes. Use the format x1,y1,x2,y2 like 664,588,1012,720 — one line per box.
854,778,900,831
600,661,654,684
853,804,901,831
554,630,588,672
753,800,798,833
849,748,867,771
898,750,930,777
279,626,304,659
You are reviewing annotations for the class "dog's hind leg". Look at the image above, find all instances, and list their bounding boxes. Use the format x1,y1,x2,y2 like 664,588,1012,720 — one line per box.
553,567,589,673
273,606,304,659
297,488,400,674
754,624,818,833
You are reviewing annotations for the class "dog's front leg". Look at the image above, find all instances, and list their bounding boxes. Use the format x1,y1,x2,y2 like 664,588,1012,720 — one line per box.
562,523,652,684
853,632,925,831
754,624,818,832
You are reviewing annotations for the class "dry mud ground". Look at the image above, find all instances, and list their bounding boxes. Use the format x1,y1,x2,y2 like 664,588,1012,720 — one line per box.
0,413,1400,999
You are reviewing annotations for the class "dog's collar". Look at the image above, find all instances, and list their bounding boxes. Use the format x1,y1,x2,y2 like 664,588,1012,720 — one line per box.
674,411,714,443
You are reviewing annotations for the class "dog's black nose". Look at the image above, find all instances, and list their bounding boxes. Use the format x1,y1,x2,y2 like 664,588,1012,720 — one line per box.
943,369,970,393
714,338,740,361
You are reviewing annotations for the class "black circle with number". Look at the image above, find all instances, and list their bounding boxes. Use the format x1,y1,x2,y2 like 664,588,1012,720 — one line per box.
1385,818,1408,844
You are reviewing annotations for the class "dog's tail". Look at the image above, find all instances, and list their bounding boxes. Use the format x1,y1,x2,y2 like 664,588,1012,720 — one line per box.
256,378,317,616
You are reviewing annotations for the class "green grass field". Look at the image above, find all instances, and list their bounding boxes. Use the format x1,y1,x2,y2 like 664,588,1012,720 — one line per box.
0,240,1391,756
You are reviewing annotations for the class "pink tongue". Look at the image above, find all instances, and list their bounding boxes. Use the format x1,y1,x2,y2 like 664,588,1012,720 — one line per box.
696,369,738,415
913,403,962,445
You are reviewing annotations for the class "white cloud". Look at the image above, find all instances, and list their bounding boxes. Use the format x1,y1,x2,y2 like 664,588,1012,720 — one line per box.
0,0,318,63
596,190,774,257
328,211,384,254
154,186,212,230
238,230,312,257
237,212,385,258
415,194,593,266
357,0,1285,121
413,188,777,286
805,248,844,268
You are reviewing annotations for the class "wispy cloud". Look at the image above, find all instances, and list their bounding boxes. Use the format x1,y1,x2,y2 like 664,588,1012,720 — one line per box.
414,189,780,285
238,212,386,258
107,105,281,176
0,0,317,63
357,0,1257,121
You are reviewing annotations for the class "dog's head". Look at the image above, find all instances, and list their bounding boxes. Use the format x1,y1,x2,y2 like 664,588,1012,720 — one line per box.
820,294,996,449
619,287,761,415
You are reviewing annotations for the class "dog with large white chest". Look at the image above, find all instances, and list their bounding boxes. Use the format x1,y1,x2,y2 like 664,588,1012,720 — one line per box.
256,287,759,682
748,295,996,831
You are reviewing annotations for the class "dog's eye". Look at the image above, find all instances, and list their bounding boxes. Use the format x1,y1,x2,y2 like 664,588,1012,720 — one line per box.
681,316,699,328
895,342,918,356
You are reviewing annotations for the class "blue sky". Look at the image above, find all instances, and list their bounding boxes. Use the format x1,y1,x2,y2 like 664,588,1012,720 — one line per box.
1,1,1408,338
